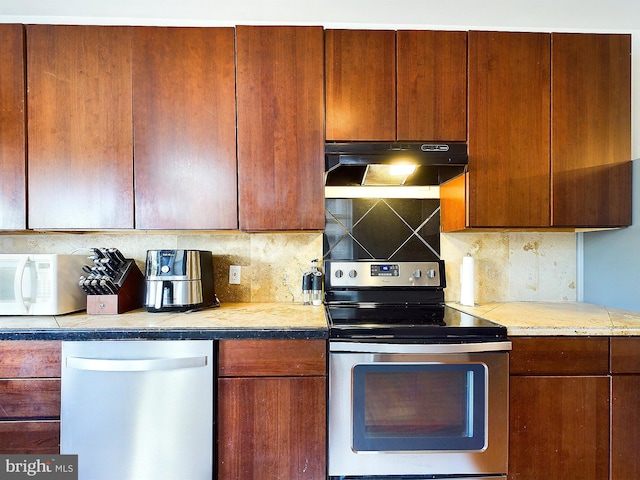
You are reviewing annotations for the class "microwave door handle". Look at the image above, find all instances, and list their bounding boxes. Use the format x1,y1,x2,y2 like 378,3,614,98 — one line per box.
13,257,29,314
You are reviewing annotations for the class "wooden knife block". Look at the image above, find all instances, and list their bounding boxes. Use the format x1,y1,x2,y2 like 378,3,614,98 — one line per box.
86,260,145,314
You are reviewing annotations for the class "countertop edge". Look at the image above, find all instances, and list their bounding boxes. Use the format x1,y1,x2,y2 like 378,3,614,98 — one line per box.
0,327,328,341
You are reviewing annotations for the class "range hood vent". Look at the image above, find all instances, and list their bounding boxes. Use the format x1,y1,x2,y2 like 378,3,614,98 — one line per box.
325,142,468,188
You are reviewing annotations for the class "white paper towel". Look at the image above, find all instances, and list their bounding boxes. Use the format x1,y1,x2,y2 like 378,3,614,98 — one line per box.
460,254,475,306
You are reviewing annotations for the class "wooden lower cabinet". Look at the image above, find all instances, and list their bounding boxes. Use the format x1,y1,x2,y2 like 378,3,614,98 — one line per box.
217,339,327,480
610,337,640,480
509,375,609,479
508,337,610,480
0,341,61,454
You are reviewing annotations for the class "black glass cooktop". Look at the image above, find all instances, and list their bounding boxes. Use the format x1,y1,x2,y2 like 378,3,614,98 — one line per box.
326,304,507,341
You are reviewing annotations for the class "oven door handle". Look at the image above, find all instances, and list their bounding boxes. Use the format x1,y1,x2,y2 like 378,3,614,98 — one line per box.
329,340,512,354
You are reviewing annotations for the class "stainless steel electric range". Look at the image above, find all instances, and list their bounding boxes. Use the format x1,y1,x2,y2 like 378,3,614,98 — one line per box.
325,260,511,480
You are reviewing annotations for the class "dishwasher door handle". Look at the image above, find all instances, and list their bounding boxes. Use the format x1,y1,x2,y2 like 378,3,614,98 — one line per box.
65,355,208,372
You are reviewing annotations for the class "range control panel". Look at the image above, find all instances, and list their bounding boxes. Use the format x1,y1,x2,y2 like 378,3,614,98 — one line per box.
326,261,443,288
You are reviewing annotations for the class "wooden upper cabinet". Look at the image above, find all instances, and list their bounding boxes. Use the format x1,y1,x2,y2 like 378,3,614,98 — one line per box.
467,31,551,228
551,33,631,228
0,24,26,230
27,25,134,229
326,29,467,142
236,26,325,231
133,27,237,229
443,31,632,232
397,30,467,141
325,29,396,141
509,337,610,480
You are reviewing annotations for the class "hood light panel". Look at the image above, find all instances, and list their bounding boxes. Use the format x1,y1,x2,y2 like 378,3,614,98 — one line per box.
363,164,417,185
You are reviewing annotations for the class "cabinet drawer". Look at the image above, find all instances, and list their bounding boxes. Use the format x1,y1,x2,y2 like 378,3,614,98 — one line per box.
0,379,61,420
611,337,640,374
0,421,60,454
0,341,61,378
510,337,609,375
218,339,326,377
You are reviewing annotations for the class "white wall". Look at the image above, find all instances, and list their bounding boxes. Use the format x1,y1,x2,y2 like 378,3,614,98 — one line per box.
1,0,640,31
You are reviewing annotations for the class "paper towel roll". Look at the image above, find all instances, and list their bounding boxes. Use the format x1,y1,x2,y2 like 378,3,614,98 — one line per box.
460,254,475,306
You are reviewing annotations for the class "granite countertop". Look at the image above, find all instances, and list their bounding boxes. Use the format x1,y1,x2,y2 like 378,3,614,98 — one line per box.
0,303,328,340
3,300,640,341
448,301,640,336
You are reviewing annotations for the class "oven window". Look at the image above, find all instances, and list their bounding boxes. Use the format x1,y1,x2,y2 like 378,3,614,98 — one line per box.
352,363,487,451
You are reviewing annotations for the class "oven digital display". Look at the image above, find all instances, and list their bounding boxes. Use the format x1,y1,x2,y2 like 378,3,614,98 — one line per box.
371,264,399,277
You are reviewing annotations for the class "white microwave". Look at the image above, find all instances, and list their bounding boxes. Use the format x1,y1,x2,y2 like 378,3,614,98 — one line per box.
0,254,87,315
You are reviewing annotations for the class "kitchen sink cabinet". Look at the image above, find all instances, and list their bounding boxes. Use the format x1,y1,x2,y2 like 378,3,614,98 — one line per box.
132,27,237,229
26,25,134,230
0,341,61,454
509,337,610,480
610,337,640,480
217,339,327,479
236,26,325,231
442,31,631,231
0,24,26,231
325,29,467,141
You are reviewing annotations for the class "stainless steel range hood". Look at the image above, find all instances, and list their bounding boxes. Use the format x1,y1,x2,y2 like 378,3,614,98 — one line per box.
325,142,468,198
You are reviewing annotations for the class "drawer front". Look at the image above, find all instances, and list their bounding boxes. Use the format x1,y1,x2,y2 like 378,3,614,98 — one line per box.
218,339,326,377
611,337,640,374
0,379,61,420
510,337,609,375
0,341,61,378
0,421,60,454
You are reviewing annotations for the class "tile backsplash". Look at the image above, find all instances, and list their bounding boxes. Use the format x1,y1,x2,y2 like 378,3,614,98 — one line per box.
0,232,323,304
0,229,576,305
324,198,441,261
442,232,577,304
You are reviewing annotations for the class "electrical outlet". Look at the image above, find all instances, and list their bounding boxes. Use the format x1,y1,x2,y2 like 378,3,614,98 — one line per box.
229,265,241,285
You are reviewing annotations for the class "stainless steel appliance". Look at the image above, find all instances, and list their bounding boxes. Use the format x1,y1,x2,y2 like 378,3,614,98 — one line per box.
144,249,218,312
61,340,214,480
0,254,87,315
325,260,511,479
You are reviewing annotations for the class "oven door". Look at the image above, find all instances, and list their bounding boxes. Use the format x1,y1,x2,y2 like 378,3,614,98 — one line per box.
328,341,510,478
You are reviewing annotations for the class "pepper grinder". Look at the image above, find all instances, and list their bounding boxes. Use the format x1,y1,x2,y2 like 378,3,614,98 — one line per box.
302,272,312,305
311,271,323,306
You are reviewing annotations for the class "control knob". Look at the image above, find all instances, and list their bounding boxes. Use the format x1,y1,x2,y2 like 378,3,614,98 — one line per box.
426,269,437,279
334,269,343,278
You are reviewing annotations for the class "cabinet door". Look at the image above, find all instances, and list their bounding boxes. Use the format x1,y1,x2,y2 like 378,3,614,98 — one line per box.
509,375,609,480
551,33,631,227
217,376,326,480
27,25,133,229
611,375,640,479
397,30,467,141
133,27,237,229
468,31,551,228
0,24,26,230
325,29,396,141
610,337,640,479
236,26,324,231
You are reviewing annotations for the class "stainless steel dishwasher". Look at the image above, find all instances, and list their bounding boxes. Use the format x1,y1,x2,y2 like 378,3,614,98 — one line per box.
61,340,213,480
